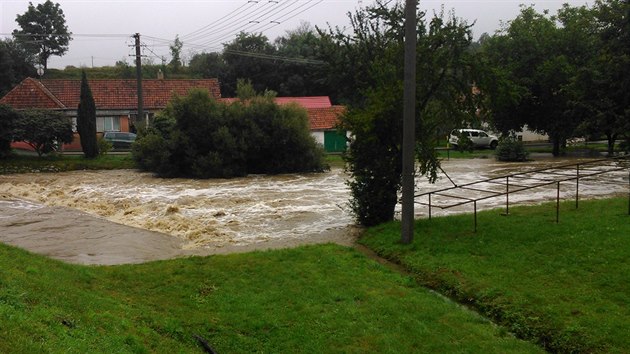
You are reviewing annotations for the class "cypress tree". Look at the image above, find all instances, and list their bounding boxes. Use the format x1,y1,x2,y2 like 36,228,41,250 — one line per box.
77,70,98,157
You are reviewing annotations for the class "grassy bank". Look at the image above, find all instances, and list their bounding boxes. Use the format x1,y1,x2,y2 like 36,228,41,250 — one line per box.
0,243,541,353
0,154,136,174
360,197,630,353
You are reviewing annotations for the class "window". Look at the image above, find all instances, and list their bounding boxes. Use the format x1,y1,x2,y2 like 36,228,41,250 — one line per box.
96,117,120,132
129,112,155,126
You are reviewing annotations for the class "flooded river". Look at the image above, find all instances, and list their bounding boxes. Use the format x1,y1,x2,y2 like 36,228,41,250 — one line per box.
0,157,627,264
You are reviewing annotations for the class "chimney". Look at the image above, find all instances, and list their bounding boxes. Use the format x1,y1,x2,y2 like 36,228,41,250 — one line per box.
157,69,164,80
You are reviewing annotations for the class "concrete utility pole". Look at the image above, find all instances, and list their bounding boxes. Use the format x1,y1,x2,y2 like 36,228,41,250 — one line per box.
133,33,144,127
401,0,417,244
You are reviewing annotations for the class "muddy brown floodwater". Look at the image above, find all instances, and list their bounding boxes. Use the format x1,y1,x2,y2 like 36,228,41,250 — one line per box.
0,157,627,265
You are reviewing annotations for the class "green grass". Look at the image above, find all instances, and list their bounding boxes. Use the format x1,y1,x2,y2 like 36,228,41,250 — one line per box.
436,148,495,159
324,153,345,168
0,243,542,353
0,154,136,174
360,197,630,353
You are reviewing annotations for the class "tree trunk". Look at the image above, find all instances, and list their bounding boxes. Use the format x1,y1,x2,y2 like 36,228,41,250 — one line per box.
607,133,616,156
552,137,561,157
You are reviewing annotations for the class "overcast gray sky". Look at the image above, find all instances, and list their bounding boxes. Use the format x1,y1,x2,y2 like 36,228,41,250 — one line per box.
1,0,590,69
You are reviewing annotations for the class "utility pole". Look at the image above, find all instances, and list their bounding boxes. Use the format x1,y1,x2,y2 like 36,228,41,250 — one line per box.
133,33,144,128
401,0,417,244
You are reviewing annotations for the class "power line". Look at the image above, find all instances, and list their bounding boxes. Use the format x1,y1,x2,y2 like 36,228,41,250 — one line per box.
181,1,273,43
194,0,301,47
180,1,258,41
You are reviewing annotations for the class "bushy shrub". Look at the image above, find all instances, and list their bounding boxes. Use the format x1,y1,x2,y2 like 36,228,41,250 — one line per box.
453,131,474,152
132,88,325,178
495,136,529,162
12,109,73,156
97,137,112,156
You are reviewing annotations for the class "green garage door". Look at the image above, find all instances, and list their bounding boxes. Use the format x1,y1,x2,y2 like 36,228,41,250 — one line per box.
324,130,347,153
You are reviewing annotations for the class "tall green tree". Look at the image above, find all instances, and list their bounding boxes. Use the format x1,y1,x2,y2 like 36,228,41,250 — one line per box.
188,52,226,81
0,104,19,158
479,6,587,156
274,22,329,96
169,35,183,73
12,109,73,156
572,0,630,154
222,32,278,96
327,1,477,226
77,71,98,158
0,39,36,96
13,0,72,70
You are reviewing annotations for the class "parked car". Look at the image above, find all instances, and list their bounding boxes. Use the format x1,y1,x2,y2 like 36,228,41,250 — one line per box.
449,129,499,150
103,132,137,150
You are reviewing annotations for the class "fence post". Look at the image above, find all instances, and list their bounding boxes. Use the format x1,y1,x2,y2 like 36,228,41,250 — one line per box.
556,182,561,223
474,200,478,232
428,193,432,220
576,164,580,209
506,176,510,215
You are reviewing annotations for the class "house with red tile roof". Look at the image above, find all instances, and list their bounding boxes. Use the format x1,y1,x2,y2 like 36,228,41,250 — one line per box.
0,77,221,150
1,77,346,152
305,105,347,152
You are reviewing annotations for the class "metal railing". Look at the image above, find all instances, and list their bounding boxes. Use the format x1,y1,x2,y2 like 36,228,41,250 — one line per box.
415,156,630,231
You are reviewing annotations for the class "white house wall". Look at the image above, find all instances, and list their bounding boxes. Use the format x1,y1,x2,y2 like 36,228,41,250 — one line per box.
311,131,325,145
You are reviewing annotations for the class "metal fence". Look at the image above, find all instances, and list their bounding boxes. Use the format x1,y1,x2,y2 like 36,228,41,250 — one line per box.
415,156,630,231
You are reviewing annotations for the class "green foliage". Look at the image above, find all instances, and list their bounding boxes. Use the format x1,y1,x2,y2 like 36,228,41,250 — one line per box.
12,109,73,157
132,87,325,178
0,104,18,158
453,131,474,153
334,1,478,226
222,32,278,96
169,35,183,73
568,0,630,156
97,137,112,156
0,39,36,96
360,197,630,353
479,5,588,156
495,136,529,161
188,52,225,80
77,71,99,158
342,98,403,227
480,2,630,157
12,0,71,70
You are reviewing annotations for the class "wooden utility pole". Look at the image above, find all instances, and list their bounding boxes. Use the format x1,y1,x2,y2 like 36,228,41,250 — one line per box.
133,33,144,127
401,0,417,244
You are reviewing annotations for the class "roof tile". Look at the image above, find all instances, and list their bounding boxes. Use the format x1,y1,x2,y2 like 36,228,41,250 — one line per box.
1,78,221,110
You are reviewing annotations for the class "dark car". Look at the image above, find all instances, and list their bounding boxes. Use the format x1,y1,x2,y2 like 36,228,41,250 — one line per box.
103,132,137,150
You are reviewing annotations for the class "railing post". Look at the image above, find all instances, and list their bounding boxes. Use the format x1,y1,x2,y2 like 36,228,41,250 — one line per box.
428,193,432,220
576,164,580,209
506,176,510,215
556,182,561,223
474,200,478,232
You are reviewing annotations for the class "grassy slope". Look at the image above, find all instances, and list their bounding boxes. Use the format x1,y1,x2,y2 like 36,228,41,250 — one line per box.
0,243,541,353
360,198,630,353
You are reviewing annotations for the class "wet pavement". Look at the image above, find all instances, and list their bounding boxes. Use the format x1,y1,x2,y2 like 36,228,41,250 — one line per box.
0,156,627,265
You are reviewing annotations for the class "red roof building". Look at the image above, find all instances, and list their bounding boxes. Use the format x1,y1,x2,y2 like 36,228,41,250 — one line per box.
1,77,346,152
1,77,221,110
